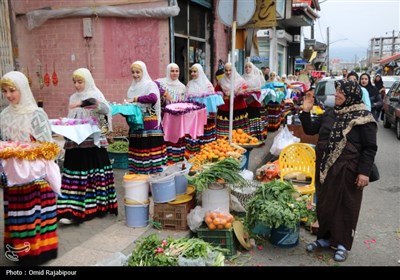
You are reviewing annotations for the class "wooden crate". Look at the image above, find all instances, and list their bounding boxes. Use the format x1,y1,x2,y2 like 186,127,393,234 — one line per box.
153,198,195,230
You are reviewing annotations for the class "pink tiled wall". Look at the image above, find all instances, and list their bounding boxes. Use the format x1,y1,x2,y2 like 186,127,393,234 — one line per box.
211,3,228,84
10,0,229,127
11,0,170,128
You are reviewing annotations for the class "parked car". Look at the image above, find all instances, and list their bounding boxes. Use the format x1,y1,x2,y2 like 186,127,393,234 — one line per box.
382,81,400,139
314,77,338,108
381,76,400,94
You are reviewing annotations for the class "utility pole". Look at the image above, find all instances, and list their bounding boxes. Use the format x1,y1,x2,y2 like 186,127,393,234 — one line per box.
326,27,330,73
354,54,357,71
392,29,395,55
311,25,314,39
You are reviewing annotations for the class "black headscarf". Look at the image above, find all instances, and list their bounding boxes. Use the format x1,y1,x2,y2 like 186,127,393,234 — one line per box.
319,80,376,183
360,73,380,98
373,74,384,91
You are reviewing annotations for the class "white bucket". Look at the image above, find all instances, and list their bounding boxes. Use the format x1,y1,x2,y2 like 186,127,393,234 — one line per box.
123,174,149,203
202,184,230,212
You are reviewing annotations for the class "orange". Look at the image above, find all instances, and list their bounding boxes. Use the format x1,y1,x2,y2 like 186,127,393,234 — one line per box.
224,222,232,229
208,223,216,230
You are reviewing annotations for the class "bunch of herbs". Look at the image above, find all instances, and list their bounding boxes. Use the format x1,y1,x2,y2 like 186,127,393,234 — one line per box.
245,180,308,231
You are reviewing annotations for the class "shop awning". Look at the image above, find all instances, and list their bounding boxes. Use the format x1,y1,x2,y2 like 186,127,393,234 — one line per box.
377,53,400,65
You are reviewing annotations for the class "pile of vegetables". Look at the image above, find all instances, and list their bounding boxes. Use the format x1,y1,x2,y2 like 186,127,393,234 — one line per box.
127,234,226,266
245,180,309,231
107,140,128,153
188,157,246,192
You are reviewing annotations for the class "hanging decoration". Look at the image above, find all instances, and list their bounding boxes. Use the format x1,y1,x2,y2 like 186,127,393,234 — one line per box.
44,64,50,87
52,61,58,86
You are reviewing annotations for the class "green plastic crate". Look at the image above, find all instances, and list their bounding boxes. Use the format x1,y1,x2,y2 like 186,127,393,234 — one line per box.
196,225,237,256
108,152,128,169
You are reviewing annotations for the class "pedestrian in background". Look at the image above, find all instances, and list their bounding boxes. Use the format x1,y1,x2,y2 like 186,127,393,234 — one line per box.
342,68,348,80
262,66,270,81
57,68,118,225
372,74,385,120
346,71,371,111
126,61,167,174
0,71,61,264
360,73,382,121
300,79,377,262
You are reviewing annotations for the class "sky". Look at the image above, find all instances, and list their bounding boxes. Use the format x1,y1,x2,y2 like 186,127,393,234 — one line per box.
304,0,400,62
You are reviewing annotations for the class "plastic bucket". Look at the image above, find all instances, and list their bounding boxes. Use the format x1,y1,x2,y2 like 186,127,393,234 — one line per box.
252,223,271,239
175,175,188,195
149,173,176,203
123,174,149,202
202,184,230,212
165,163,191,195
270,224,300,248
124,202,149,228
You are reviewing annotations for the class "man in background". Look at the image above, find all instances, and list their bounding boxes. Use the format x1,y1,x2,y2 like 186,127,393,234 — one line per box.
263,66,270,81
342,68,348,80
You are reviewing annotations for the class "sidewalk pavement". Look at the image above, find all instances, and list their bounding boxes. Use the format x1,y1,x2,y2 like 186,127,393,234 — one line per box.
0,132,277,267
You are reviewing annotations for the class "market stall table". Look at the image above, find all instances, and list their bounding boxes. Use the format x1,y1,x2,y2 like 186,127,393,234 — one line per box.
162,102,207,144
49,118,101,146
186,92,224,114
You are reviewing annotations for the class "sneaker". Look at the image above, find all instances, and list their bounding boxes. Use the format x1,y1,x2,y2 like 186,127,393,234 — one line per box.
59,218,75,225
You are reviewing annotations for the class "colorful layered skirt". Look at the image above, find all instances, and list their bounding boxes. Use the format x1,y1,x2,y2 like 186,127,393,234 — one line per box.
4,180,58,265
57,146,118,221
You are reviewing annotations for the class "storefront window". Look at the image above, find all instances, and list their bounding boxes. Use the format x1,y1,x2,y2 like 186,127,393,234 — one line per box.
174,1,188,35
174,0,209,83
277,43,285,76
252,37,270,69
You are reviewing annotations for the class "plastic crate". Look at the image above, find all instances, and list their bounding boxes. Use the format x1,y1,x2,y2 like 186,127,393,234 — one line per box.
108,152,128,169
153,198,195,230
107,137,129,169
196,226,237,256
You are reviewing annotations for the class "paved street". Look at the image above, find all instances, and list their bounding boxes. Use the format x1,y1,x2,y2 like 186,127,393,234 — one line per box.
0,125,399,268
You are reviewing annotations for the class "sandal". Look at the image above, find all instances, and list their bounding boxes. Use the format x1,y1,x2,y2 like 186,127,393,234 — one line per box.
334,249,348,262
306,240,326,252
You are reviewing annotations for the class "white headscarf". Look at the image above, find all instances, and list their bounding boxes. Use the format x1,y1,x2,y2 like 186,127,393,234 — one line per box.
156,63,186,102
219,63,246,94
242,62,265,90
127,61,161,127
186,63,215,96
68,68,113,131
0,71,52,142
0,71,38,114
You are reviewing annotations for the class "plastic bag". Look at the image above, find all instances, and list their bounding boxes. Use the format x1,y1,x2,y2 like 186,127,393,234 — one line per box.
187,206,206,232
270,125,300,156
239,169,254,180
